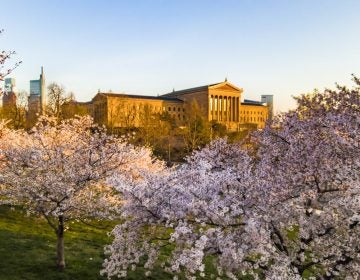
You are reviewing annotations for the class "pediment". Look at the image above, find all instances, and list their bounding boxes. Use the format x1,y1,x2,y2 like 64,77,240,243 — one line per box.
209,82,243,93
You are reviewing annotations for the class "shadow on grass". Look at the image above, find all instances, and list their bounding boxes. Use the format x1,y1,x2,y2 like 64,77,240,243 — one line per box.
0,205,112,280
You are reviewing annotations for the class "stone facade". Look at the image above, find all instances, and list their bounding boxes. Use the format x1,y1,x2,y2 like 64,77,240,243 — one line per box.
240,103,269,129
83,81,271,131
163,81,270,130
89,93,183,130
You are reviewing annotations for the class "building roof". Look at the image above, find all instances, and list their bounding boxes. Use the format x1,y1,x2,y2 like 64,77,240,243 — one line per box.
242,99,267,106
77,101,93,105
98,92,183,102
162,83,218,97
66,100,92,105
162,81,242,97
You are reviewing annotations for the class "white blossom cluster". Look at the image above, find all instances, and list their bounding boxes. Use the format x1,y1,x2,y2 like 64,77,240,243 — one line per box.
0,115,157,231
103,78,360,279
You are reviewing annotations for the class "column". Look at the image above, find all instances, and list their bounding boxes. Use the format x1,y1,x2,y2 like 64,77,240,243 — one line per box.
228,96,231,122
236,97,239,122
210,95,213,121
217,96,220,121
230,97,233,122
219,96,222,121
224,96,226,122
220,96,223,121
228,97,231,122
233,97,235,122
229,97,231,122
214,96,217,121
212,96,215,121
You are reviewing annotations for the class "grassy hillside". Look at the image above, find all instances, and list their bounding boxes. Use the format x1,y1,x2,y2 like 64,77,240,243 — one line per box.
0,204,113,279
0,205,173,280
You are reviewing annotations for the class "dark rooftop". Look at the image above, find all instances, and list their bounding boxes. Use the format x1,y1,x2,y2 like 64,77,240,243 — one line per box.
64,100,92,105
161,82,222,97
100,92,183,102
242,99,266,106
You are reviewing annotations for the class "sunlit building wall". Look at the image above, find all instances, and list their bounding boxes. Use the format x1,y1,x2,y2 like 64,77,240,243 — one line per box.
85,81,271,132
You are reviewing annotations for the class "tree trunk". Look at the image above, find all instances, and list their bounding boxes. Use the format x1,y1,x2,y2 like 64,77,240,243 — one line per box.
56,215,65,270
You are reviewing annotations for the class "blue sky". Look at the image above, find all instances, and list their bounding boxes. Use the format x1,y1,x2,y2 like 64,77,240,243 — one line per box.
1,0,359,112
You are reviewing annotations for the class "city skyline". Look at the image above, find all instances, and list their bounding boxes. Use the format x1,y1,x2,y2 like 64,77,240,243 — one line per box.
1,0,360,113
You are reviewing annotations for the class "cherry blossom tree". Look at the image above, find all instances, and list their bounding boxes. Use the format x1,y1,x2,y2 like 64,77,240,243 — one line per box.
102,139,274,279
0,120,16,204
254,76,360,278
102,77,359,279
0,115,160,270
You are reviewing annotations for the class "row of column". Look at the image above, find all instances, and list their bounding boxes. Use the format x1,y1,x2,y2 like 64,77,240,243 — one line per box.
209,95,239,122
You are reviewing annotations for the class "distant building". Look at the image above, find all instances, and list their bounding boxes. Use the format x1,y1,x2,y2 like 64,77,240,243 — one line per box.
4,78,16,93
261,95,274,120
3,78,17,108
27,67,47,128
82,80,271,131
28,66,46,115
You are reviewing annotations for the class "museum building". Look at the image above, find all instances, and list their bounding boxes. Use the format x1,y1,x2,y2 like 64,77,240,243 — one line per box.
85,80,273,131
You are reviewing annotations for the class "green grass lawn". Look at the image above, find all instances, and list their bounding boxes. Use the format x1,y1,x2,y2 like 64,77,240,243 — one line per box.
0,205,173,280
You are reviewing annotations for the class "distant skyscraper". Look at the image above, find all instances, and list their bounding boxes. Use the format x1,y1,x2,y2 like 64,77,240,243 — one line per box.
30,80,41,95
4,78,16,93
29,66,46,114
261,95,274,120
3,78,17,108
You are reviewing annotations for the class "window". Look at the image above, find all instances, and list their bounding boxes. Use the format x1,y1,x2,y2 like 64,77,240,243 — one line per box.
168,107,171,111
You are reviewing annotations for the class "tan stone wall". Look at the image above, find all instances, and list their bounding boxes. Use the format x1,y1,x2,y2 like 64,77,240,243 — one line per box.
92,94,108,126
170,90,208,115
163,100,185,123
102,96,184,128
239,104,269,129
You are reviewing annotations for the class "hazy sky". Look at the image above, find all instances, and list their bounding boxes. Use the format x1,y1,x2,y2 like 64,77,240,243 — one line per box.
1,0,359,112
